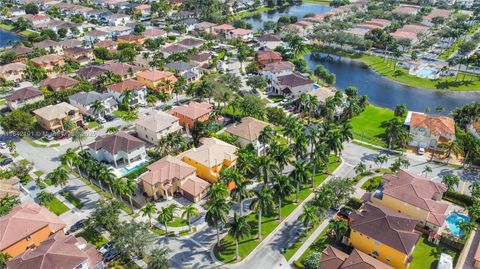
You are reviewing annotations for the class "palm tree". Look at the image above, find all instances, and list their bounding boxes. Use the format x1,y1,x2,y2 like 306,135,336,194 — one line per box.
422,165,432,177
91,100,105,117
6,140,15,154
71,128,87,149
141,203,157,227
226,213,251,261
172,76,186,104
325,128,344,157
205,198,229,247
442,174,459,191
290,160,311,203
37,191,55,205
384,118,411,149
112,178,126,199
257,156,278,184
120,89,134,111
288,35,307,57
0,252,11,268
157,206,174,235
230,179,252,216
458,220,476,235
439,140,462,164
182,204,199,232
283,115,301,143
469,181,480,199
272,175,295,220
258,126,275,152
208,183,229,201
97,165,115,194
330,219,348,243
147,247,170,269
46,167,69,188
299,205,318,230
124,178,137,210
250,185,274,239
269,142,292,174
374,154,388,169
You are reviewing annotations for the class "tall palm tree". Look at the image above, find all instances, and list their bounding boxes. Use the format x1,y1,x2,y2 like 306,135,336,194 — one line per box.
157,206,174,234
98,165,115,194
290,160,311,203
439,140,462,164
330,219,348,243
71,128,87,149
46,166,69,188
227,213,251,261
250,185,274,239
283,115,301,143
258,126,275,153
112,178,126,199
325,128,344,157
91,100,105,117
172,76,186,104
290,132,308,160
272,175,295,220
299,205,318,230
469,181,480,199
182,204,199,232
120,89,134,111
208,183,229,201
147,247,170,269
442,174,459,191
205,198,229,247
269,142,292,174
140,203,157,227
257,156,278,184
230,180,252,216
124,178,137,210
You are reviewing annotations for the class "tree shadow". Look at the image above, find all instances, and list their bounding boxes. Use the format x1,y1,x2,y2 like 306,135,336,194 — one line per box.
435,79,474,90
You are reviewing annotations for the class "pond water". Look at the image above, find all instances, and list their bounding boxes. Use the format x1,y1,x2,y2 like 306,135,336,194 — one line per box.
304,54,480,114
0,30,22,47
242,3,331,31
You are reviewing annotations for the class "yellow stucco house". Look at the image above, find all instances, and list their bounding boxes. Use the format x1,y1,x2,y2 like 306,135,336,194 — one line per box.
177,137,237,184
349,202,421,269
371,170,449,232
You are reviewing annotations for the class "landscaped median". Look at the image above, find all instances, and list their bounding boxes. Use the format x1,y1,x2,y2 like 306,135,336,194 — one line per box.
213,156,341,263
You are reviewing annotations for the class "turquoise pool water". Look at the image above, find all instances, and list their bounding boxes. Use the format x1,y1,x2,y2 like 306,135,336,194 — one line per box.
418,69,434,77
445,212,469,236
119,162,146,176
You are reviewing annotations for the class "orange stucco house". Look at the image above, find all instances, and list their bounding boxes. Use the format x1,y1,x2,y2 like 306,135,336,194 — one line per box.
168,101,213,128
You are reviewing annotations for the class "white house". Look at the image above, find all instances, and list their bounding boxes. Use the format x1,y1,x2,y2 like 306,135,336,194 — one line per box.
261,61,295,81
135,110,182,144
271,73,314,97
405,111,456,150
106,79,147,106
69,91,117,117
225,117,270,155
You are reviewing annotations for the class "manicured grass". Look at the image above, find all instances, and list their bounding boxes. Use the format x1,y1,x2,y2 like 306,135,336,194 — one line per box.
43,196,69,216
0,98,6,105
87,121,99,129
34,170,44,177
303,0,332,4
298,222,336,264
168,217,188,227
0,23,14,31
19,159,30,166
78,228,108,248
44,178,53,186
112,110,129,118
350,105,395,147
438,40,463,60
410,236,460,269
360,176,382,191
23,136,47,148
232,3,289,19
61,191,84,209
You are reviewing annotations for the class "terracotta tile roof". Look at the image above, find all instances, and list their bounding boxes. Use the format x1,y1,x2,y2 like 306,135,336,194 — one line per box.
180,175,210,197
277,73,314,88
168,101,212,120
349,202,421,255
142,28,166,38
0,62,26,73
262,61,295,73
177,38,204,48
410,112,455,136
213,24,235,31
5,87,43,102
256,34,281,42
0,203,65,250
319,246,349,269
225,117,270,142
135,110,180,133
33,102,79,121
117,34,144,42
40,75,79,91
87,132,145,155
6,233,102,269
178,137,237,168
136,70,177,82
101,62,141,77
0,177,21,199
257,50,282,62
142,155,196,186
341,248,395,269
107,79,145,93
95,40,117,49
9,46,32,57
382,170,449,226
32,40,60,50
188,52,211,63
58,39,83,49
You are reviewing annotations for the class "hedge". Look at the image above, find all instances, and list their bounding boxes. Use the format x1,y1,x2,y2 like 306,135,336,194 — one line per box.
443,191,474,207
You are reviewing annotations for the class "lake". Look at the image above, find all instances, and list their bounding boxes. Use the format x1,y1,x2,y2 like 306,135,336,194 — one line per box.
0,30,22,47
305,53,480,114
243,3,331,31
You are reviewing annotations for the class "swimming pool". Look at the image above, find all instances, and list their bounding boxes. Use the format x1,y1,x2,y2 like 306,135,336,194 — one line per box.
119,162,146,176
445,212,469,236
417,69,434,78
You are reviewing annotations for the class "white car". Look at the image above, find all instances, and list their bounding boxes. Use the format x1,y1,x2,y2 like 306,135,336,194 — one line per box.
0,142,6,149
96,117,107,124
418,147,425,155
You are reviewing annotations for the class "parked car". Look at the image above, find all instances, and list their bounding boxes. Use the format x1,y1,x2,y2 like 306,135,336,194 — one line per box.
418,147,425,155
56,132,69,140
96,117,107,124
66,219,84,235
338,207,352,219
104,249,120,262
99,242,114,255
0,158,13,166
0,142,6,149
104,114,116,122
43,134,54,141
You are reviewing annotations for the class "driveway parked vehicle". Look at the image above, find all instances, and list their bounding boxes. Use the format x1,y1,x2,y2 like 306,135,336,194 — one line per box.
0,158,13,166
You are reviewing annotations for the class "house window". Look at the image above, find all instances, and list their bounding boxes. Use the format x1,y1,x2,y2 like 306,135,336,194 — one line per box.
371,250,379,257
374,240,381,246
386,257,391,262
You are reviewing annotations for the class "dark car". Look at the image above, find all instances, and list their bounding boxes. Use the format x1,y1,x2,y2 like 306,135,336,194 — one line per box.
99,242,113,255
104,249,120,262
0,158,13,166
338,207,352,219
56,132,69,140
104,114,116,121
66,219,84,234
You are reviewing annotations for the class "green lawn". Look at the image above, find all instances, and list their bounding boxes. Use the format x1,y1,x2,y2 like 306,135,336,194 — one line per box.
23,136,47,148
168,217,188,227
19,159,30,166
43,197,69,216
87,121,99,129
298,222,336,264
34,170,44,177
78,227,108,248
61,191,84,209
360,176,382,191
0,23,14,31
350,105,395,147
410,237,460,269
303,0,332,4
44,178,53,186
214,156,341,263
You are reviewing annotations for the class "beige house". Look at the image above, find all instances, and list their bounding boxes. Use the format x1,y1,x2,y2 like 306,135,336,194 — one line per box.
30,54,65,71
33,102,83,132
135,110,182,144
5,87,44,110
141,155,210,202
0,62,27,82
225,117,270,154
405,112,456,151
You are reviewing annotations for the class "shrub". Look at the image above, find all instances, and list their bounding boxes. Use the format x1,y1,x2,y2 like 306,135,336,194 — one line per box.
347,197,364,210
303,252,321,269
293,260,305,268
443,191,474,207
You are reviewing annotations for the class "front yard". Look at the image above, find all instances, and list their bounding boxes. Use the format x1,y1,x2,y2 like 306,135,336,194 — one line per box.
360,176,383,191
410,237,460,269
43,196,69,216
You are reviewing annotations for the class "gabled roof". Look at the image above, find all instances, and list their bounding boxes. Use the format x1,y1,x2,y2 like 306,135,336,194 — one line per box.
77,66,108,80
141,155,196,186
5,87,43,102
225,117,270,142
349,202,421,255
0,203,65,250
168,101,212,120
0,62,27,73
277,73,314,87
69,91,107,105
180,175,210,197
87,131,145,155
178,137,237,168
107,79,145,93
40,75,79,90
257,50,282,62
136,70,177,83
30,54,64,65
410,112,455,136
135,110,180,132
166,61,197,72
341,249,394,269
142,28,166,38
33,102,79,121
319,246,349,269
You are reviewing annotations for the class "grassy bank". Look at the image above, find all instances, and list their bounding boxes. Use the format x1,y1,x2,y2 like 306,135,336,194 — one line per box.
303,0,332,4
350,105,395,147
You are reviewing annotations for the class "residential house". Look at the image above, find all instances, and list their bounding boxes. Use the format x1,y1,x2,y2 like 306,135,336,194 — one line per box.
177,38,203,50
9,8,26,17
116,34,145,45
23,14,50,27
166,61,199,82
6,233,104,269
392,4,421,15
59,39,83,50
194,21,216,34
87,132,146,168
468,122,480,139
0,203,65,258
105,13,131,26
179,18,198,32
319,246,395,269
171,10,195,20
371,170,449,232
5,87,44,110
261,61,295,81
64,47,94,65
225,117,270,154
76,66,108,82
33,102,83,132
142,28,167,39
135,110,182,144
8,46,32,61
272,73,314,97
69,91,117,116
134,4,151,18
257,50,283,66
0,176,23,200
187,52,211,68
0,62,26,82
105,26,133,38
40,76,79,91
405,112,456,151
141,155,210,202
30,54,65,71
227,28,253,41
168,101,213,128
212,24,235,35
32,40,63,55
177,137,237,183
256,34,282,50
84,30,109,45
136,70,177,94
106,79,146,106
161,44,190,58
101,62,141,79
349,202,421,269
94,40,118,51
